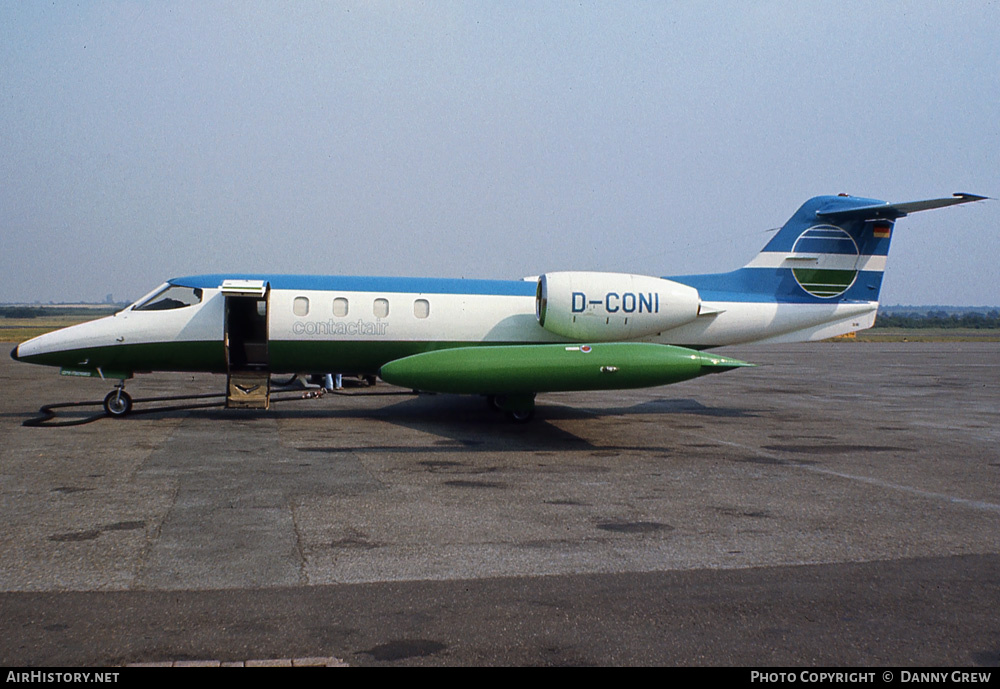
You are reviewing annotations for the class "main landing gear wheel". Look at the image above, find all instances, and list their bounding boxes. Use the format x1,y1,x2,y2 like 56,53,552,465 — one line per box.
505,408,535,423
103,389,133,418
486,393,537,423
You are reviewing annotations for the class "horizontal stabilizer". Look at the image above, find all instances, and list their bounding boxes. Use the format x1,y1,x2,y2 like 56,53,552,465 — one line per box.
815,193,987,222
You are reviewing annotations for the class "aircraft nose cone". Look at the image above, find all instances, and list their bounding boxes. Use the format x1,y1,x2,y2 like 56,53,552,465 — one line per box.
10,345,20,361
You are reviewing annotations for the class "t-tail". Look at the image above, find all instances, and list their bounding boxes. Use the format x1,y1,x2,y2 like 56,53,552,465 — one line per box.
670,192,987,344
747,193,987,303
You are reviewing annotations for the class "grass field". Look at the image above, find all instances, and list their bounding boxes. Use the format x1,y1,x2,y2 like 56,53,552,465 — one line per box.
0,315,108,343
852,328,1000,342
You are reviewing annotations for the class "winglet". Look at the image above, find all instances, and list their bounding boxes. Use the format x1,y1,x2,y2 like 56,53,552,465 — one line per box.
816,192,988,222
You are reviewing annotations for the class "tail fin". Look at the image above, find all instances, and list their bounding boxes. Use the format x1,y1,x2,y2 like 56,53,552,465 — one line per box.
740,193,986,303
666,193,985,344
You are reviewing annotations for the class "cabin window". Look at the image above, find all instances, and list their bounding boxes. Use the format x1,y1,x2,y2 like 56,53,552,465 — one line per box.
333,297,349,317
414,299,430,319
293,297,309,317
373,298,389,319
134,285,203,311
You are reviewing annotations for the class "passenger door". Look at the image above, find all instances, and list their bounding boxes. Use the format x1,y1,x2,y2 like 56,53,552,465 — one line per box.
222,280,270,409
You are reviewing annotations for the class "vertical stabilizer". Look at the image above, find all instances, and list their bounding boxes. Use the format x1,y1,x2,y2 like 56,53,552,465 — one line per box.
674,193,986,304
744,195,897,302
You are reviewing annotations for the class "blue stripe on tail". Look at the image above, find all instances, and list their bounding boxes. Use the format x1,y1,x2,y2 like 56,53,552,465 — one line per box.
669,195,894,303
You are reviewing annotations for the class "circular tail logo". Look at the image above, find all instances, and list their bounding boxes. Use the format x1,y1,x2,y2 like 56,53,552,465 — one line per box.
790,226,859,298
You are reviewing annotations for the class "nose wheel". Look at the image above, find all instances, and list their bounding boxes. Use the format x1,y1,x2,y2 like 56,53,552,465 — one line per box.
103,384,133,418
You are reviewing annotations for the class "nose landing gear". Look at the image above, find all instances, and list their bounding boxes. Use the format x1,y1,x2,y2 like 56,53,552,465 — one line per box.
103,382,133,418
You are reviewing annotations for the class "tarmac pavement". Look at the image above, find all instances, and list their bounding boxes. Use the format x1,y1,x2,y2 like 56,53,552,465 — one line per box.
0,342,997,666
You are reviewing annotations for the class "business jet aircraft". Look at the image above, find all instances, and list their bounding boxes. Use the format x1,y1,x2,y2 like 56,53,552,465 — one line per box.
11,193,985,421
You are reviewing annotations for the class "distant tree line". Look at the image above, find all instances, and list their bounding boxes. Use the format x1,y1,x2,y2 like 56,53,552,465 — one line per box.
874,310,1000,329
0,307,44,319
0,306,122,319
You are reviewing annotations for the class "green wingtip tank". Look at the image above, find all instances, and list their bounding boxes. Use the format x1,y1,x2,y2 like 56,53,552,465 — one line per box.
379,342,752,395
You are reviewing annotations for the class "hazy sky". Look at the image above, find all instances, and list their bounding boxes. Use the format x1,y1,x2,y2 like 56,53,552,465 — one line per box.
2,1,998,305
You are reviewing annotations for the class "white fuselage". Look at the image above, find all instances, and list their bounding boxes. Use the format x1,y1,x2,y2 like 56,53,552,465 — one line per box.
14,283,878,371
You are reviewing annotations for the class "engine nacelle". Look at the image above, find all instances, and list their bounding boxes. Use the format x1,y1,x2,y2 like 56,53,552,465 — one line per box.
536,271,701,341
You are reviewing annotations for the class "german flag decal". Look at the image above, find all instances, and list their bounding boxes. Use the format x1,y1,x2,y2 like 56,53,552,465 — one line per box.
873,224,891,239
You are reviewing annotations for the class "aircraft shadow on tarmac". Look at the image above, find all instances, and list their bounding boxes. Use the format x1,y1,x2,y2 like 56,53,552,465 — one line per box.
17,388,762,453
277,389,760,420
285,393,764,454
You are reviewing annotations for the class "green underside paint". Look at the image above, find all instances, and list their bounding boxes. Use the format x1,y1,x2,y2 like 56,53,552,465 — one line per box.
60,367,132,380
19,339,530,376
21,341,226,375
267,339,491,374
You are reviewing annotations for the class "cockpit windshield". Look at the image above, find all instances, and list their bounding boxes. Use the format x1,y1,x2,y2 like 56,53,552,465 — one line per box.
133,285,204,311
